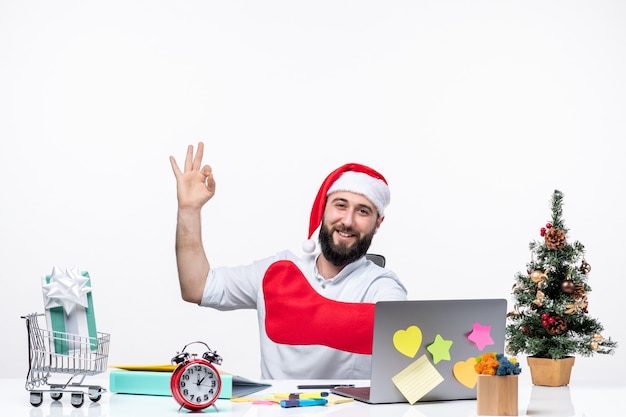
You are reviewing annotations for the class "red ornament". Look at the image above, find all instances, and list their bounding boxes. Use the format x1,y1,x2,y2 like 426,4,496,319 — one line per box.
541,313,549,319
540,227,546,237
546,223,552,229
542,320,548,326
548,317,555,324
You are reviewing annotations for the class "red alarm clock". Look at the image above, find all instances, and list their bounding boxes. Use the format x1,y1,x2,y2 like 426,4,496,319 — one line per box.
170,341,223,411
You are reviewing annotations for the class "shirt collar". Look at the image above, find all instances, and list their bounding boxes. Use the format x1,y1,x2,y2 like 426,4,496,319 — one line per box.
314,255,368,283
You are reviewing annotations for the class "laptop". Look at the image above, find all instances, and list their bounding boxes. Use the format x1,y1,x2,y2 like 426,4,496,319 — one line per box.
332,298,507,404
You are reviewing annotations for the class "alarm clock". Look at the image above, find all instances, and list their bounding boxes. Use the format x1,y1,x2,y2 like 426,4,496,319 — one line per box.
170,341,223,411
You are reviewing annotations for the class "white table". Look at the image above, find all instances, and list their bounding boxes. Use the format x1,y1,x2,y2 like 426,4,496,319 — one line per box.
2,372,625,416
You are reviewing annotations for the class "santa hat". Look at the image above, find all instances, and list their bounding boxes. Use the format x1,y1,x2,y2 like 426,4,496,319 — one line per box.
302,163,390,253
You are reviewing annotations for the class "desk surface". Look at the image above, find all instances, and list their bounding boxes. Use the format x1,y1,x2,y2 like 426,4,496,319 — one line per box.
2,372,625,417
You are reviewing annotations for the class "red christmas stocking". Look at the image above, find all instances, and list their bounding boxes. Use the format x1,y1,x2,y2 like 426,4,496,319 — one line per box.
263,260,375,355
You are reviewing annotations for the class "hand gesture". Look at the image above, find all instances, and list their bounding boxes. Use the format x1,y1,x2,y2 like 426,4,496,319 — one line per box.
170,142,215,210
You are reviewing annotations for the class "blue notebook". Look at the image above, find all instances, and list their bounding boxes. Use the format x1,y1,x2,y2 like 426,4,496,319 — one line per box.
109,368,270,398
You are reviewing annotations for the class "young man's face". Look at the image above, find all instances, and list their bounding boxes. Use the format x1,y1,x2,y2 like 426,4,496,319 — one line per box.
318,191,384,267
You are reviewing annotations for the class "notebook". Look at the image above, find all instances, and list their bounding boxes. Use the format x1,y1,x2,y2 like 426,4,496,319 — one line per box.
332,298,507,404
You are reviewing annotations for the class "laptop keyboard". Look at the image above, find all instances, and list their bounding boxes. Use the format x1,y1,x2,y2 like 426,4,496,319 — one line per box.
333,386,371,399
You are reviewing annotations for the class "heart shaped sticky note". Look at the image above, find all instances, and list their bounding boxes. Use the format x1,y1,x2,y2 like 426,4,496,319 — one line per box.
393,325,422,358
453,357,478,389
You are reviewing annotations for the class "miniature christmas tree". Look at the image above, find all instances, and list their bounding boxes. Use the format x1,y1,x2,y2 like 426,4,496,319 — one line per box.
506,190,617,359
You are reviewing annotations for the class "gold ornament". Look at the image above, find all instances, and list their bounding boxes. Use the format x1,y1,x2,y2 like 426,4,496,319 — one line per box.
565,296,588,314
580,259,591,274
532,290,545,307
530,269,549,288
507,304,521,317
545,228,566,250
590,333,603,350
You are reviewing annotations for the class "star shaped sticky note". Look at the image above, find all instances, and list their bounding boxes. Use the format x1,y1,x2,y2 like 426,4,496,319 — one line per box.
467,322,494,351
426,334,453,364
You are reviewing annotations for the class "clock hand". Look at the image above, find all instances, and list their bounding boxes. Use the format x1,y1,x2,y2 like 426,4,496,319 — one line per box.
197,379,215,388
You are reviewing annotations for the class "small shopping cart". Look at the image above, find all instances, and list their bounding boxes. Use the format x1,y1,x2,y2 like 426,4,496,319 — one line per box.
22,313,110,408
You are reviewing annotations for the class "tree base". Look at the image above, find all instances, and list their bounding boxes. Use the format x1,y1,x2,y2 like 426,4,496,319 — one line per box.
527,356,575,387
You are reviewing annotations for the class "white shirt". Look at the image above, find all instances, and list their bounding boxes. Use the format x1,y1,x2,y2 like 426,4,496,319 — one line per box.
201,250,407,379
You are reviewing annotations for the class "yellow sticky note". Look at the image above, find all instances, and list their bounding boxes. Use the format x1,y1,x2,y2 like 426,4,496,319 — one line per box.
393,325,423,358
391,355,444,404
325,394,355,405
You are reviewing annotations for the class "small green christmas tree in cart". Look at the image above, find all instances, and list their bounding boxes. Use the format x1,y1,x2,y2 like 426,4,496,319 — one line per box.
506,190,617,361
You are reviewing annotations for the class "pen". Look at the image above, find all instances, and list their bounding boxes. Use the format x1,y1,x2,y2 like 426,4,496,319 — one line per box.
276,392,328,399
290,391,329,399
280,398,328,408
296,384,355,389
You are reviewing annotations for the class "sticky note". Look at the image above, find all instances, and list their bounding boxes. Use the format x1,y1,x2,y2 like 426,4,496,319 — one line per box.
325,394,355,405
453,357,478,389
393,325,422,358
426,334,453,364
467,322,494,351
391,355,444,404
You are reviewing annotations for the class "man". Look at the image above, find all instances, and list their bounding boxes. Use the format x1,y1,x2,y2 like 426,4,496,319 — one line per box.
170,142,407,379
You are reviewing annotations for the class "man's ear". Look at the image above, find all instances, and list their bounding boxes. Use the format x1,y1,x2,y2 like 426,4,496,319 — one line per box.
374,216,385,233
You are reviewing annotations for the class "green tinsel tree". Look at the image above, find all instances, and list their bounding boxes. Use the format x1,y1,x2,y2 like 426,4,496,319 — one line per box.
506,190,617,359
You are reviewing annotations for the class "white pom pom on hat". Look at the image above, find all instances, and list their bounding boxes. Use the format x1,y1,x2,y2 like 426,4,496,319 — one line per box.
302,163,390,253
302,239,317,254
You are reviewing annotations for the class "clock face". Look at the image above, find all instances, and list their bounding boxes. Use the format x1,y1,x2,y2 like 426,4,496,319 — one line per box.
172,360,221,410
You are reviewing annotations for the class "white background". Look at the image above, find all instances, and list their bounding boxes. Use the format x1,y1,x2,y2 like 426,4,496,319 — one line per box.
1,1,624,382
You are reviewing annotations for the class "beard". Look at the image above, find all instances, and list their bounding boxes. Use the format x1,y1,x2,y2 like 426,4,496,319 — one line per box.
318,221,375,267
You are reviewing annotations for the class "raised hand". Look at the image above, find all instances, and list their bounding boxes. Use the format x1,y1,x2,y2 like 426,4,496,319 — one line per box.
170,142,216,210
